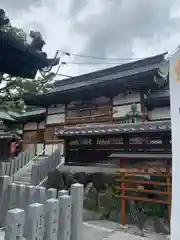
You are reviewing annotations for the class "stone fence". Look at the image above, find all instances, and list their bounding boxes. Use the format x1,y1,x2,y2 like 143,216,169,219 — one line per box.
31,148,64,186
0,175,83,240
0,145,35,178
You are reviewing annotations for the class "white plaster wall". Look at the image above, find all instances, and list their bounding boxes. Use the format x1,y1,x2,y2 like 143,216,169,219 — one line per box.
145,89,169,98
58,142,64,155
113,103,141,118
36,143,44,155
38,121,45,129
24,122,37,130
45,143,64,156
48,104,65,114
148,107,170,120
46,113,65,124
113,92,140,105
45,144,53,155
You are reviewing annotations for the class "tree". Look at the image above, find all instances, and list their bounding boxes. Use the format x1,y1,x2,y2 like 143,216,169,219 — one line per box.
0,72,56,113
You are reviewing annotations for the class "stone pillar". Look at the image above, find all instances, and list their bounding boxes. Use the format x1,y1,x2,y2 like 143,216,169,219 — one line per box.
13,158,18,174
0,162,6,176
0,176,12,226
46,188,57,199
31,164,39,185
7,183,17,210
26,203,44,240
34,186,46,204
5,163,10,176
45,198,59,240
5,208,25,240
24,185,36,235
9,161,14,177
70,183,84,240
58,189,68,198
15,184,26,209
58,195,72,240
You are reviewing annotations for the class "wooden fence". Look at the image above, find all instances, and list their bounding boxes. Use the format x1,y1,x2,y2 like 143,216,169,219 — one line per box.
0,176,83,240
114,167,172,226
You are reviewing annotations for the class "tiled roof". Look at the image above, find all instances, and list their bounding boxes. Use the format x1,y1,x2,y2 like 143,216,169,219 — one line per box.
23,53,168,106
51,53,167,94
55,52,167,88
0,131,13,138
19,109,46,117
0,111,15,121
56,120,171,137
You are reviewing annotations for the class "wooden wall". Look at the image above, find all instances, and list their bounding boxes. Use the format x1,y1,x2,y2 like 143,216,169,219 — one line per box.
23,89,147,156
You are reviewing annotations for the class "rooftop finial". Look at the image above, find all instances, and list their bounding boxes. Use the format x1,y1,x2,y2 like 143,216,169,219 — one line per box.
29,30,46,52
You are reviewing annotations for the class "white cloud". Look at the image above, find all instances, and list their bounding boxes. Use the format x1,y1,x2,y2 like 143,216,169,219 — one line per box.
2,0,180,77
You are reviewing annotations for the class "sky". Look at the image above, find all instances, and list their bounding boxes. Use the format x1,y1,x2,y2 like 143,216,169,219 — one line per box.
2,0,180,79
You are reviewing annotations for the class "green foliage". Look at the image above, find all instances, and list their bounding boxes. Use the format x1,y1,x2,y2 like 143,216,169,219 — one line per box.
1,23,27,44
0,72,55,113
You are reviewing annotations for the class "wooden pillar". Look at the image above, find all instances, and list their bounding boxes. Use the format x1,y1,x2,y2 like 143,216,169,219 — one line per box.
91,136,97,163
64,138,69,164
121,173,127,225
43,107,48,153
140,89,146,122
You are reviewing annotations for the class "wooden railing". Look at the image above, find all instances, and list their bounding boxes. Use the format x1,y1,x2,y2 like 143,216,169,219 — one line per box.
114,167,172,226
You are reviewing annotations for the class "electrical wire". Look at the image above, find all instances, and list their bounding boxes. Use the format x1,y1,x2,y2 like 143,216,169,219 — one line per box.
61,61,133,65
58,50,142,61
56,73,73,78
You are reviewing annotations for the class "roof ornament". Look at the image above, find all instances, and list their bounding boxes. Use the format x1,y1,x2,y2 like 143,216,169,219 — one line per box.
0,9,9,28
29,30,60,74
29,30,46,52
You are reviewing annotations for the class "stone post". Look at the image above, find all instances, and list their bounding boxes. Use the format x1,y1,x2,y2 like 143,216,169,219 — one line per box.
45,198,59,240
70,183,84,240
0,162,6,176
5,163,10,176
9,161,14,177
5,208,25,240
21,152,25,168
34,186,46,204
58,195,72,240
58,189,69,198
15,184,26,209
0,176,12,226
26,203,44,240
13,158,18,174
7,183,18,210
31,163,39,185
46,188,57,199
24,185,36,235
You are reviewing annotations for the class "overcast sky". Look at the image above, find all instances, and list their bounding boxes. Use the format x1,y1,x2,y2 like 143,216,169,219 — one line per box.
2,0,180,79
